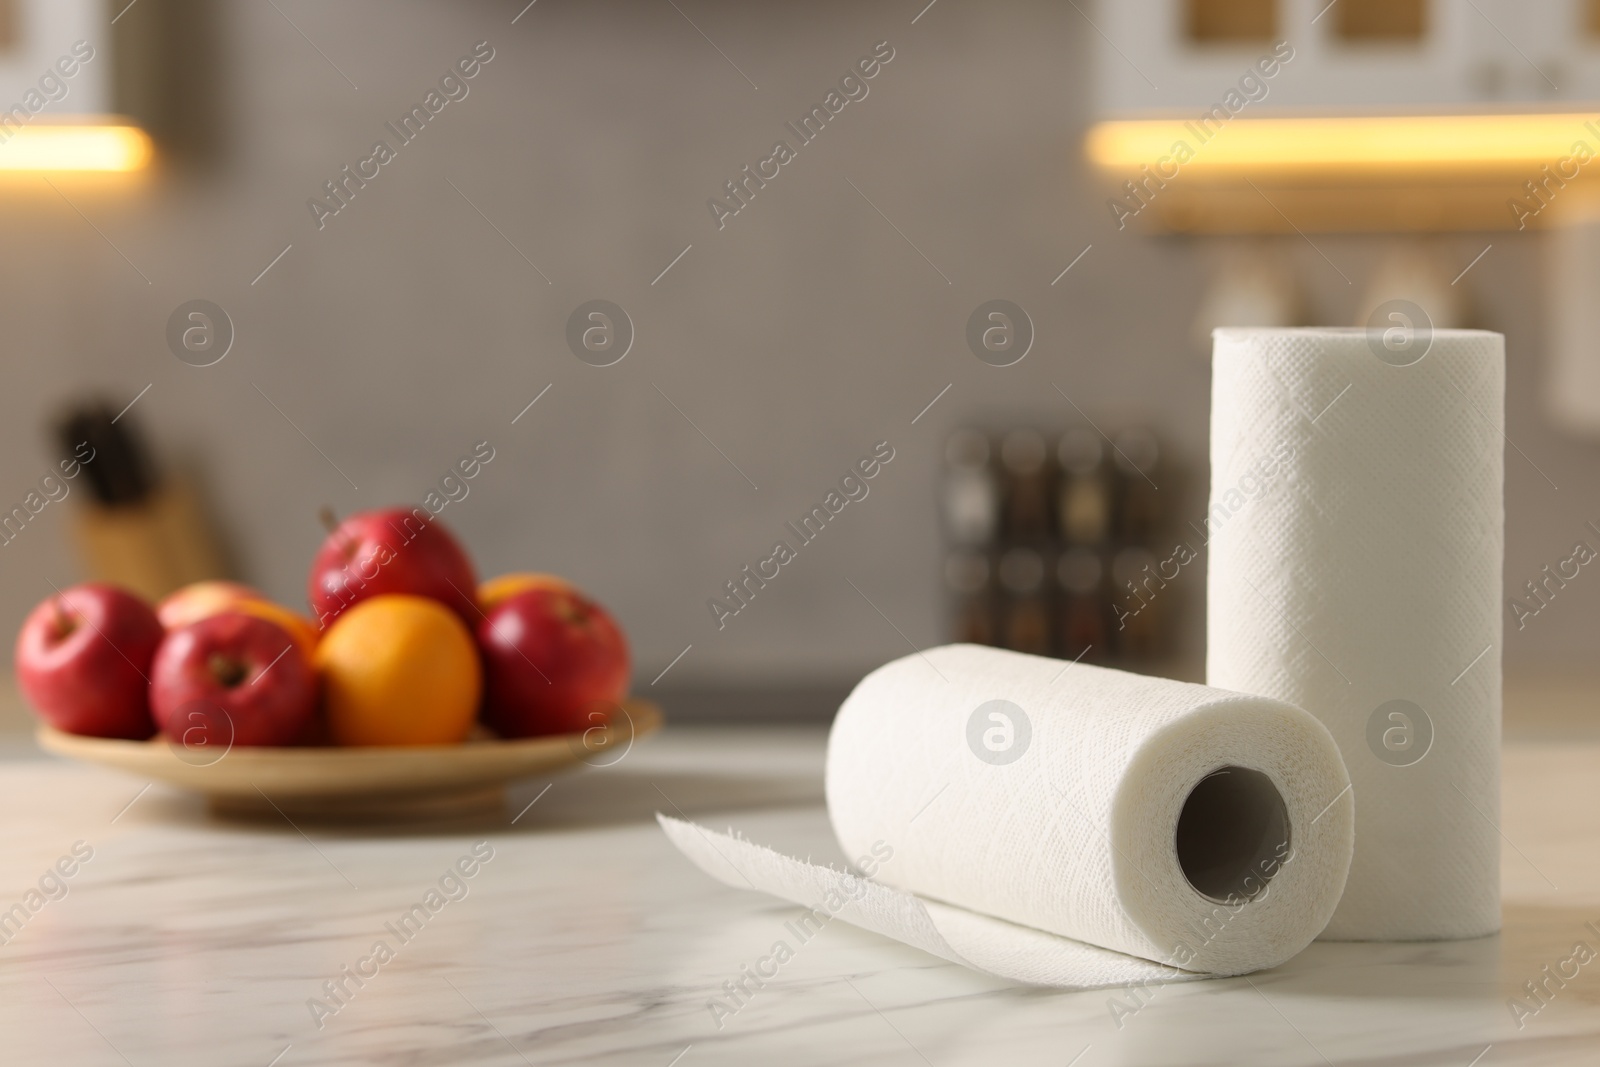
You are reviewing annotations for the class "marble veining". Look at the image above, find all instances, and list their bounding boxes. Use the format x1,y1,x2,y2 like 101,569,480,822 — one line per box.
0,728,1595,1065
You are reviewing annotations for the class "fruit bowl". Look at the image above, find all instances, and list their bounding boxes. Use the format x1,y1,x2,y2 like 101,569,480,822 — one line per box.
35,699,662,820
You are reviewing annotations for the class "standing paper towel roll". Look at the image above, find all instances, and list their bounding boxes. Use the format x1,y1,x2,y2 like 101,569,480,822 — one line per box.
663,644,1355,987
1207,326,1504,940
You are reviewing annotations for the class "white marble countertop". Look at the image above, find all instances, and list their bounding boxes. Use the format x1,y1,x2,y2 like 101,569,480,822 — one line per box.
1,714,1598,1066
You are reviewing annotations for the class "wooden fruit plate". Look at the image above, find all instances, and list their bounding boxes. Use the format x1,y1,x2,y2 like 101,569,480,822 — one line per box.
35,699,662,820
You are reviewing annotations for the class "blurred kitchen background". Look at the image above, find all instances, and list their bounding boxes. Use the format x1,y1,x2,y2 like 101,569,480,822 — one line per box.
3,0,1599,723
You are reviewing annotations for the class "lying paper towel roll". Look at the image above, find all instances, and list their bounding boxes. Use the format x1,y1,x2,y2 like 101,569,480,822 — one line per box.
664,644,1354,988
1207,326,1504,941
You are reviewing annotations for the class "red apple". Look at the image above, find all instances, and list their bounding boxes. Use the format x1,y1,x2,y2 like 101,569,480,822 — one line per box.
307,508,477,629
477,587,630,737
150,612,316,748
15,583,162,739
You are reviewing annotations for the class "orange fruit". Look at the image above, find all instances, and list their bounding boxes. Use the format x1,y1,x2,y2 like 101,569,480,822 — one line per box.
314,594,480,746
478,572,574,613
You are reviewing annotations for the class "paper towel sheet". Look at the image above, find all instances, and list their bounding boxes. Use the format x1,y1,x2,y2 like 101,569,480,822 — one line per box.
1208,327,1503,940
661,644,1355,988
659,815,1194,989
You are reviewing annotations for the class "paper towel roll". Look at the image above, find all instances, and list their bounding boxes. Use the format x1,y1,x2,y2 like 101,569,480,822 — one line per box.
663,644,1354,988
1207,326,1504,940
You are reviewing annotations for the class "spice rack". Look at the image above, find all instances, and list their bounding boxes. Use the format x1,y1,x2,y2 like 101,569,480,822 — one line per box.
940,425,1177,666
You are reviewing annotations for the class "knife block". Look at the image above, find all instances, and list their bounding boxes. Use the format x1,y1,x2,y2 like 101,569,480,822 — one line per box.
70,476,229,602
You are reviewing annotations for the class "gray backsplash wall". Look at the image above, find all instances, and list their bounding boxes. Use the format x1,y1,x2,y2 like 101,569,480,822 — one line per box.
0,0,1592,690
